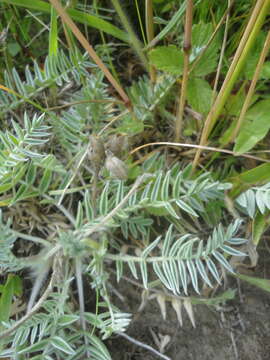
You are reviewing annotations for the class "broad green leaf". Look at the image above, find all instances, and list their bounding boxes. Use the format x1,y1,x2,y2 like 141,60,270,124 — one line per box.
234,100,270,154
149,45,184,75
235,273,270,293
252,211,268,246
229,164,270,198
238,164,270,184
242,32,267,80
191,23,220,76
0,275,22,321
7,41,21,57
261,62,270,78
219,93,259,145
1,0,128,43
187,77,213,114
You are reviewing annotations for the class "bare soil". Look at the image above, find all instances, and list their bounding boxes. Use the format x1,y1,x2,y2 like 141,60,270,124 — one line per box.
107,260,270,360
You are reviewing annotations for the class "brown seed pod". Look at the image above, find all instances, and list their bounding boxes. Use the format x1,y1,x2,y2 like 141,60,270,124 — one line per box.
106,134,128,158
105,150,128,180
88,135,105,173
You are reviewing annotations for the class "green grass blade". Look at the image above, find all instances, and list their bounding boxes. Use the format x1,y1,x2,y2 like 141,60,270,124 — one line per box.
49,6,58,56
2,0,129,42
146,0,202,48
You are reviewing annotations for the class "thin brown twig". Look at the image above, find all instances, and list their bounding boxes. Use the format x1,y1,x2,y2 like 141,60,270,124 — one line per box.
46,98,125,111
192,0,268,170
116,331,171,360
48,0,131,107
130,141,270,163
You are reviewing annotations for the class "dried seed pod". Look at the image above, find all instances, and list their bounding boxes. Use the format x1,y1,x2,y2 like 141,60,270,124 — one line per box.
88,135,105,173
106,134,128,158
0,28,8,45
105,150,128,180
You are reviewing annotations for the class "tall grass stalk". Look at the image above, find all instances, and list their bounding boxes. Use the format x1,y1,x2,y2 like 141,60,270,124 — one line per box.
111,0,149,70
145,0,156,83
211,0,232,105
231,30,270,142
192,0,270,170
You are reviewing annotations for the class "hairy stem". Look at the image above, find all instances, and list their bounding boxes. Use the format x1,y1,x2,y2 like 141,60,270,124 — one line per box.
175,0,193,142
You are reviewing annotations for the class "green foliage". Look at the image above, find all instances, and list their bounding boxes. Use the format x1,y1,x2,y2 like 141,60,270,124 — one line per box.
1,0,270,358
187,77,213,114
0,295,113,359
236,184,270,218
149,45,184,75
0,51,93,116
235,273,270,293
1,0,128,42
0,212,26,272
127,74,176,124
51,73,113,151
241,32,267,80
190,22,220,76
0,275,22,322
112,220,245,295
234,100,270,154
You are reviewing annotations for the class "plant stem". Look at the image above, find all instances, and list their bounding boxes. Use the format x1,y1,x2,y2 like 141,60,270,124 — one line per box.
192,0,270,170
130,141,270,163
145,0,156,83
135,0,147,45
75,257,90,357
211,0,231,105
175,0,193,142
0,84,46,113
81,174,151,239
49,0,131,108
111,0,149,71
12,231,50,247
